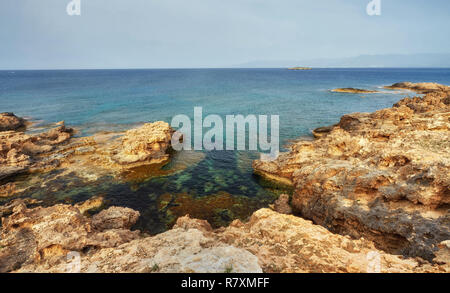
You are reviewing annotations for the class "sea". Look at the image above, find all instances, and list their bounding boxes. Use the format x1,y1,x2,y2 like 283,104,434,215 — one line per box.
1,68,450,233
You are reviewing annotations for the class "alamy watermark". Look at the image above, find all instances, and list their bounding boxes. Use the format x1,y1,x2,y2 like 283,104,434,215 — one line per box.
66,251,81,273
67,1,380,17
366,0,381,16
170,107,280,161
366,251,381,273
67,0,81,16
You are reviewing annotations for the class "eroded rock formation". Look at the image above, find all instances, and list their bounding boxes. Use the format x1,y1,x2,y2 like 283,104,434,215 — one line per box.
0,202,140,272
0,113,25,132
1,204,447,273
253,83,450,261
0,123,74,182
0,119,176,198
384,82,450,94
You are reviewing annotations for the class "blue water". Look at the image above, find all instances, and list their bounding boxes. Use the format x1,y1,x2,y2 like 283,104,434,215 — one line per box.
1,68,450,232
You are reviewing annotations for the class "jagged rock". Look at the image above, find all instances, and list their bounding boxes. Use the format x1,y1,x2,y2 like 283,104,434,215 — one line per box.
74,196,104,214
2,203,447,273
0,125,74,179
0,198,41,217
433,241,450,265
312,125,334,138
271,194,292,214
253,86,450,261
92,206,140,231
385,82,450,93
6,204,261,273
0,166,27,181
0,182,16,198
112,122,174,166
215,209,447,273
0,121,177,198
0,204,140,272
0,113,25,131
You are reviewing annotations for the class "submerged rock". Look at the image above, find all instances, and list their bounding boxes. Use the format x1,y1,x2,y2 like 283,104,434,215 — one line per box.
253,85,450,260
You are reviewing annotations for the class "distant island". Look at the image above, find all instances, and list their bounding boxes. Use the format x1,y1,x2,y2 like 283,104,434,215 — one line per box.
288,67,312,70
331,88,379,94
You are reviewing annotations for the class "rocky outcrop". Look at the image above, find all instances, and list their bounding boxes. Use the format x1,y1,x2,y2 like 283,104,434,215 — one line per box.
0,203,140,272
384,82,450,94
331,88,379,94
0,123,74,182
2,203,261,273
0,113,25,131
312,125,334,138
270,194,292,214
215,209,447,273
2,204,446,273
253,85,450,261
0,121,176,198
112,121,174,166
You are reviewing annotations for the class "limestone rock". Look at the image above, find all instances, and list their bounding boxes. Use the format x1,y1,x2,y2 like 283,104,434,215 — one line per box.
6,204,261,273
0,121,177,198
0,113,25,131
433,241,450,266
385,82,450,93
92,206,140,231
271,194,292,214
2,203,447,273
74,196,104,214
0,204,140,272
112,122,174,166
253,86,450,260
215,209,446,273
0,125,74,182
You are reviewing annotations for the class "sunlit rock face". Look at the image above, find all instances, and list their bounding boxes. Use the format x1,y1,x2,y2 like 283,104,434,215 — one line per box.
215,209,448,273
384,82,450,93
0,122,74,183
253,84,450,261
1,202,262,273
0,201,140,273
112,121,175,166
0,113,25,132
2,203,447,273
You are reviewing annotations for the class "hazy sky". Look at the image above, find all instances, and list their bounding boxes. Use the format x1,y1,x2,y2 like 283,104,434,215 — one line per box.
1,0,449,69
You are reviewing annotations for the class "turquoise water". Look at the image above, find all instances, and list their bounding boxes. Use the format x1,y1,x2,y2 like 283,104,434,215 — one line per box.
1,68,450,232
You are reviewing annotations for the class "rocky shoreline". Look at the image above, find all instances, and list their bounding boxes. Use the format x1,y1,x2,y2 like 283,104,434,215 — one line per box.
254,82,450,263
0,118,175,198
1,82,449,273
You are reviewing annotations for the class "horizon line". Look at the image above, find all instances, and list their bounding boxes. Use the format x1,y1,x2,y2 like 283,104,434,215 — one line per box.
2,66,450,71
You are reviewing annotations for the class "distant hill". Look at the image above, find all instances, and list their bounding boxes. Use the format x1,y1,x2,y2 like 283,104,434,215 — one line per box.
236,53,450,68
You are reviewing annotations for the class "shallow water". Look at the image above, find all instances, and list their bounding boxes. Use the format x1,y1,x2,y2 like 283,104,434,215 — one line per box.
2,68,450,232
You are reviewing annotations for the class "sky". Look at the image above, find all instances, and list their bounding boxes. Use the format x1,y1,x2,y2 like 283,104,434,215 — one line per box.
1,0,450,69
